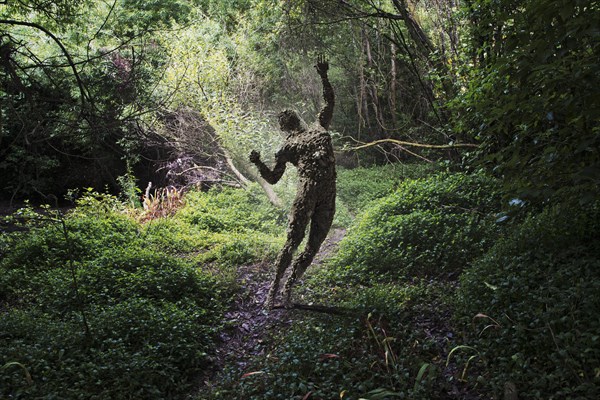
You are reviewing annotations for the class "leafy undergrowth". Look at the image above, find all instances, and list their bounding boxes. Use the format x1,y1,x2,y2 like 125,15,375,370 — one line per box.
336,163,441,215
0,185,284,399
3,164,598,400
329,171,502,284
202,165,600,399
455,202,600,398
202,165,499,399
207,281,462,400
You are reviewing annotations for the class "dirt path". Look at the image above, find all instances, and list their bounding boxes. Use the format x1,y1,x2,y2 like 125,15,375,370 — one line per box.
198,228,346,393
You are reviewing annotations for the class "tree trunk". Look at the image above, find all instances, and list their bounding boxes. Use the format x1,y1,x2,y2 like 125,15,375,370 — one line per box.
389,41,398,129
391,0,456,99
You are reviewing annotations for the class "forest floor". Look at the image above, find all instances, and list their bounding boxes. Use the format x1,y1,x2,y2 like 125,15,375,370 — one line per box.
196,221,486,399
198,228,347,395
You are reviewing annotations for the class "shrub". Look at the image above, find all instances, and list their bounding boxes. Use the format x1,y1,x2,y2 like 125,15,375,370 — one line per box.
140,217,282,266
0,200,228,399
169,186,285,268
329,172,501,284
336,163,440,215
0,211,142,306
1,211,140,270
369,170,500,216
140,186,185,222
1,298,221,400
176,186,284,234
455,204,600,398
195,230,283,267
141,217,208,254
79,248,225,306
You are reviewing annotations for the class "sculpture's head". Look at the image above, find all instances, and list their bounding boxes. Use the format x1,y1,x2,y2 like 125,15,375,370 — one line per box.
278,109,305,134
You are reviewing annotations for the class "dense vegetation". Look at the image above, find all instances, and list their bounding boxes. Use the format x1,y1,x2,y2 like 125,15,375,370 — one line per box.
1,0,598,399
0,187,283,399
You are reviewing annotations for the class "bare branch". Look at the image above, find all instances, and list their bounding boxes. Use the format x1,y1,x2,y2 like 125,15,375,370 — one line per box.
0,19,89,110
346,138,479,151
87,0,118,60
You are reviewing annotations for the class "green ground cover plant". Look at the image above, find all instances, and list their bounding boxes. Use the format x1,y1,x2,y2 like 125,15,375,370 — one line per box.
3,163,597,400
329,171,502,284
336,163,441,215
1,0,597,398
203,165,487,399
178,186,285,270
177,186,285,235
207,281,453,400
455,203,600,398
0,187,285,399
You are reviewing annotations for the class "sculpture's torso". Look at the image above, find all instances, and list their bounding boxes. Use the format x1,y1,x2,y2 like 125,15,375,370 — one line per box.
278,126,336,198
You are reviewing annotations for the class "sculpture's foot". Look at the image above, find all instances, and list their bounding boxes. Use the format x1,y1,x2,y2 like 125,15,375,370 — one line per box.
265,289,277,310
264,299,274,311
281,289,293,309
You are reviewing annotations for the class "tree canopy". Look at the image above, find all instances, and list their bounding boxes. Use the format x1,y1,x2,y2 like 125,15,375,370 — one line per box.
1,1,599,399
1,0,597,205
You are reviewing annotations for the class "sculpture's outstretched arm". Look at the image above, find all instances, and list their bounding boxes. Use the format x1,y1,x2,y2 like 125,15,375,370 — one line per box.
249,150,287,184
316,57,335,130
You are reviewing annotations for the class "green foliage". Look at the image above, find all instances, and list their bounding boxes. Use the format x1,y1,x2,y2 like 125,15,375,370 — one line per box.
116,0,196,35
336,163,441,215
194,230,283,268
139,186,285,270
3,1,597,398
141,217,206,254
0,0,89,27
1,300,219,399
204,170,502,399
169,186,285,268
0,192,234,399
330,172,501,284
456,203,600,398
207,282,452,400
0,0,181,198
197,0,252,31
177,186,284,234
453,0,600,203
1,210,139,280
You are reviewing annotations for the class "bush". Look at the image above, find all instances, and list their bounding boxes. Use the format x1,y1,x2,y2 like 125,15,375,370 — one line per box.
1,299,220,400
455,204,600,398
169,187,286,268
0,200,228,399
139,216,284,267
177,186,284,234
0,211,140,274
336,163,440,215
141,217,208,254
194,230,284,267
329,172,501,284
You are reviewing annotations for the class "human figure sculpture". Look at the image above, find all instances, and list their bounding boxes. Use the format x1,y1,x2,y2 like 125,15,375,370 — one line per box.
249,57,336,309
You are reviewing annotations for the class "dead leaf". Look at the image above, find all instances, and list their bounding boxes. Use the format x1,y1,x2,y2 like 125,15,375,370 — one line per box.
320,353,341,361
241,371,264,379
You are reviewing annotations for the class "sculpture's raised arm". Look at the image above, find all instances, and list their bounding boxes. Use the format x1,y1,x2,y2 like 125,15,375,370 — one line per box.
315,56,334,130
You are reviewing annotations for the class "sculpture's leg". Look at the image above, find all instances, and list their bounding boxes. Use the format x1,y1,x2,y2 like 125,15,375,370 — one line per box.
266,197,312,309
282,199,335,307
